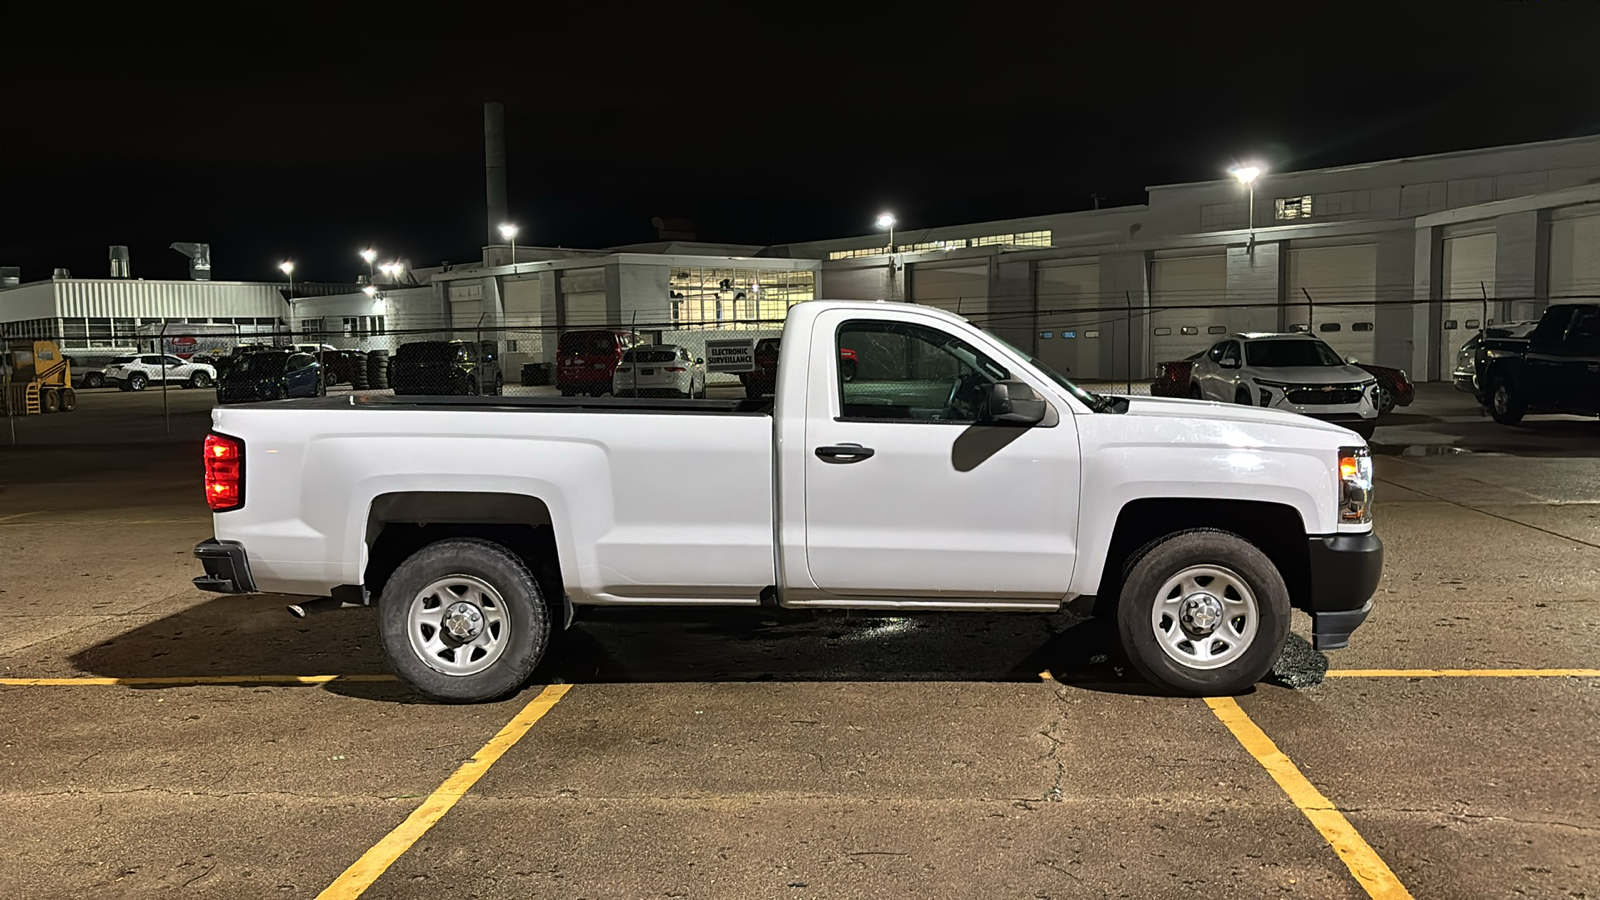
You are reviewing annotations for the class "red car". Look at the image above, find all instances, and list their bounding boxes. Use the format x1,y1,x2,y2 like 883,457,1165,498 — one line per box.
739,337,857,399
557,329,641,397
1150,351,1414,413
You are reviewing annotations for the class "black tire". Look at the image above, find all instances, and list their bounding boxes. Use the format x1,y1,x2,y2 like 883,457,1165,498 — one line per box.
377,538,551,703
1189,384,1203,400
1234,387,1253,406
83,372,104,389
1486,375,1526,425
189,371,212,389
60,388,77,412
1116,530,1290,696
41,389,60,413
494,375,504,396
129,373,147,392
1350,421,1376,440
1374,383,1395,415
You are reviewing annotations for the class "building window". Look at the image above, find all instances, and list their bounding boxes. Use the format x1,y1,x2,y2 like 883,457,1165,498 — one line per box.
1352,322,1374,332
1084,330,1100,338
667,267,815,330
1207,325,1226,334
828,247,888,260
1153,327,1172,336
1319,322,1341,332
1180,326,1199,335
971,231,1051,249
1275,196,1313,220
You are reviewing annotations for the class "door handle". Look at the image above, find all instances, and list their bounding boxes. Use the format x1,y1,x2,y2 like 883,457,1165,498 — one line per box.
815,443,875,463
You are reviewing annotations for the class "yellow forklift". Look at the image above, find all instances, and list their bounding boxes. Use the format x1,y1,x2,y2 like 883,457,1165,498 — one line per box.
3,340,77,414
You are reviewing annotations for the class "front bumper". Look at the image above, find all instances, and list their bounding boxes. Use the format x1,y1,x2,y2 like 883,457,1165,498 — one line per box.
193,539,257,594
1304,532,1383,650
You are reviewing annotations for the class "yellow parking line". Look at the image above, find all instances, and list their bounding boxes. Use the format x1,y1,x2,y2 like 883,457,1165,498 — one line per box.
1207,697,1413,900
0,674,398,686
316,684,572,900
1326,668,1600,678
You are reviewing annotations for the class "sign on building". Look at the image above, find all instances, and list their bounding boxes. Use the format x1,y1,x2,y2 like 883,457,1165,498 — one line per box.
705,338,755,373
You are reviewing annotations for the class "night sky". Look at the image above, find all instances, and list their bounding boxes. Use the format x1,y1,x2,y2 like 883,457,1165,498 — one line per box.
7,3,1600,286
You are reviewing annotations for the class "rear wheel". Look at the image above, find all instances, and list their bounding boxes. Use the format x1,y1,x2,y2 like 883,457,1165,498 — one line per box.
128,373,147,392
41,389,61,413
378,538,551,703
60,388,77,412
189,371,212,389
1116,530,1290,695
1189,384,1203,400
1487,375,1526,425
83,372,105,389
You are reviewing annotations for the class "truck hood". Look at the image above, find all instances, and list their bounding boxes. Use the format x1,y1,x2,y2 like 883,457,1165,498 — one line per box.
1120,394,1360,439
1247,364,1373,385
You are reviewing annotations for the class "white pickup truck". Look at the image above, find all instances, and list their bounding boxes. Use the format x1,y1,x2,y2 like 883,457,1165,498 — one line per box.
194,300,1382,702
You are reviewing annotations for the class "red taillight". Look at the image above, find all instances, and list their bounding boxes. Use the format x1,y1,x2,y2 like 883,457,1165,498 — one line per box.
204,433,244,512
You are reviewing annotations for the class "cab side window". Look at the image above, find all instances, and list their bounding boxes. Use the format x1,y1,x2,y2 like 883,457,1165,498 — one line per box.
837,319,1009,423
1220,341,1242,366
1207,341,1229,363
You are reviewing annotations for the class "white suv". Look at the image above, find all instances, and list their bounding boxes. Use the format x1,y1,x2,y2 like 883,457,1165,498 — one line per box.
1188,332,1379,439
105,354,219,392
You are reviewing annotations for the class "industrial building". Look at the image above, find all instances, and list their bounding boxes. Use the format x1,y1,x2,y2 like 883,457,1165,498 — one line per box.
4,132,1599,383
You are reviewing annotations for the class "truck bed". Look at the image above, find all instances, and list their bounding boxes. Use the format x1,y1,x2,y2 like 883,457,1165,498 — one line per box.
252,394,773,415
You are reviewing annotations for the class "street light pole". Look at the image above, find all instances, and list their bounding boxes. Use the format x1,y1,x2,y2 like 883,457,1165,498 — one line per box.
1228,165,1263,249
876,212,896,253
360,247,376,283
499,223,519,269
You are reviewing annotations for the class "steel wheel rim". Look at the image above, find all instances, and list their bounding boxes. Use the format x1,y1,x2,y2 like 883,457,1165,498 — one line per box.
407,575,511,677
1150,564,1259,670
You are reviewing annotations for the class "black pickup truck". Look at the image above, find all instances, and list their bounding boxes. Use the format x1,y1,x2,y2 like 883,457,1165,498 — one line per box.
1475,303,1600,424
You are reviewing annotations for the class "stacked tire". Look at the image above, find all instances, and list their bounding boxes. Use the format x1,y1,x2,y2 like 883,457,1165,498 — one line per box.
367,350,391,391
348,351,370,390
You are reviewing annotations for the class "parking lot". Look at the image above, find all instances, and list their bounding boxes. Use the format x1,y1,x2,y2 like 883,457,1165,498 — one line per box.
1,384,1596,898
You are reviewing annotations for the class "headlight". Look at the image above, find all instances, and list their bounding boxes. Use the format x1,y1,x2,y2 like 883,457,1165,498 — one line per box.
1251,378,1293,389
1338,446,1373,526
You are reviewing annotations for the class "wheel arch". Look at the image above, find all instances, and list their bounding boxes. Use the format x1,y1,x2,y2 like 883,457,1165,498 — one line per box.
363,491,568,627
1092,498,1311,617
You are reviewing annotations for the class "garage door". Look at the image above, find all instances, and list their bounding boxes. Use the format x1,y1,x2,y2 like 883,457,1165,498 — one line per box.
449,283,483,330
562,268,609,328
503,275,545,324
1035,263,1102,380
1287,244,1377,362
1549,212,1600,299
912,263,988,317
1150,254,1229,367
1441,233,1496,378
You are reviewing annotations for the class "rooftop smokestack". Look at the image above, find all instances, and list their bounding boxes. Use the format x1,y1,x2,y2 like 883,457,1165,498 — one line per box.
485,101,508,246
109,245,131,278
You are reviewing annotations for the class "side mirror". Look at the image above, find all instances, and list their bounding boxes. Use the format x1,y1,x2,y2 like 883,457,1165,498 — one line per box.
1219,358,1241,370
1346,356,1359,365
984,380,1046,426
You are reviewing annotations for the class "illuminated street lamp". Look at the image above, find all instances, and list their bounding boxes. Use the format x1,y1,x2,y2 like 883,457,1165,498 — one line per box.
359,247,377,281
875,212,896,252
499,222,518,267
1228,164,1263,237
379,261,403,281
279,260,295,299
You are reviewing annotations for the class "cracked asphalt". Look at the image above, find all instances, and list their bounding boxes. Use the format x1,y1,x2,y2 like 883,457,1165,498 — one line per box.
0,384,1596,898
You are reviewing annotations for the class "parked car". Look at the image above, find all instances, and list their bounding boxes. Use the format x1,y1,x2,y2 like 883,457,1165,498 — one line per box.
105,354,218,391
1453,321,1540,394
613,345,706,398
194,299,1383,703
1157,349,1411,415
215,351,325,403
738,337,860,399
557,329,640,397
1188,333,1380,439
63,353,124,389
1475,304,1600,424
391,340,503,396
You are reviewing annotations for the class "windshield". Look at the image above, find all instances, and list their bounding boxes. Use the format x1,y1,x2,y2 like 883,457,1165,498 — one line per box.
559,333,620,356
984,331,1107,410
624,348,677,364
1245,339,1343,368
232,353,285,375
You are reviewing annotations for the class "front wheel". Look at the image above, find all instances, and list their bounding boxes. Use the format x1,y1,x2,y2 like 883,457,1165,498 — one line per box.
1234,387,1253,406
377,538,551,703
1116,530,1290,695
1189,384,1203,400
1486,376,1526,425
1374,383,1395,415
83,372,105,389
189,371,212,389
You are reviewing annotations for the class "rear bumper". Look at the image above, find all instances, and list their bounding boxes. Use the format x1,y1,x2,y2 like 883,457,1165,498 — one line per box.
1304,533,1383,650
193,539,257,594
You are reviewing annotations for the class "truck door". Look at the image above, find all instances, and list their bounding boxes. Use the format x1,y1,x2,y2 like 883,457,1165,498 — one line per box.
800,308,1081,601
1522,307,1573,405
1558,307,1600,411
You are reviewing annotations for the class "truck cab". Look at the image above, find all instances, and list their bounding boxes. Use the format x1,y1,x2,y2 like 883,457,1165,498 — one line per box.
1477,303,1600,424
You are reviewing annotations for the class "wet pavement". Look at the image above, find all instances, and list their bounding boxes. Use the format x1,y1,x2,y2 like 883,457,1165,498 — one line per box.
0,384,1595,898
